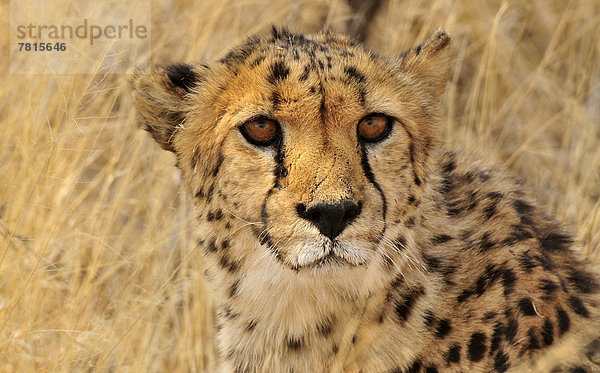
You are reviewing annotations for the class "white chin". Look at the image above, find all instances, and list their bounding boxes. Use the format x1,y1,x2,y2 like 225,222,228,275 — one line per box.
293,239,371,268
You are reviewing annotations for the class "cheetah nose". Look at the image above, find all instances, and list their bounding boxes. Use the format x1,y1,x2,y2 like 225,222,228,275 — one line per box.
296,200,362,240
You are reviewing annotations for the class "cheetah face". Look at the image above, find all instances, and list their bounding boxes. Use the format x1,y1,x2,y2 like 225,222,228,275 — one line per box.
132,27,452,271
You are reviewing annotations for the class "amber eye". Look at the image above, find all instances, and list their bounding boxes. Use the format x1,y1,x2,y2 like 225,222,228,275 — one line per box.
240,117,279,146
357,114,392,143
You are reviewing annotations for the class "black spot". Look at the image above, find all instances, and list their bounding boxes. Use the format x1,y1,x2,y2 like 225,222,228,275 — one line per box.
568,296,589,317
567,270,599,294
213,153,224,177
503,225,534,246
390,275,404,289
164,63,199,93
502,268,516,296
206,184,215,203
518,250,536,272
487,191,504,200
424,366,438,373
415,44,422,55
357,86,368,105
479,231,497,252
541,318,554,346
286,335,304,351
556,306,570,335
405,359,422,373
504,310,518,342
528,328,540,350
442,157,456,174
571,368,587,373
432,234,453,244
269,61,290,84
219,255,240,273
446,344,461,364
468,332,487,361
317,316,334,337
539,232,572,252
447,203,463,216
490,321,504,355
246,320,257,331
207,209,223,221
518,297,537,316
423,311,436,327
395,287,424,322
206,239,218,253
513,199,534,225
271,91,281,110
352,334,357,344
457,289,474,304
439,174,454,195
222,304,238,319
494,350,510,372
414,175,422,186
435,319,451,338
457,264,506,303
483,198,500,220
422,253,441,272
518,250,555,272
514,199,534,215
405,216,415,228
394,235,407,250
483,311,498,321
299,65,311,81
229,279,240,298
344,66,366,83
540,279,559,295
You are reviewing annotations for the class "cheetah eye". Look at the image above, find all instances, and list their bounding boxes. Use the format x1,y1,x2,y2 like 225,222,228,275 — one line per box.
239,117,280,146
357,114,392,143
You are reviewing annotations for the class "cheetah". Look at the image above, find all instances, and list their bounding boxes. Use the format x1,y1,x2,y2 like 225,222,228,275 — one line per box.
131,27,600,372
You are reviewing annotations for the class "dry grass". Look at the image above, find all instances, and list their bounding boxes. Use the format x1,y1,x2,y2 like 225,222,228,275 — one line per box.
0,0,598,371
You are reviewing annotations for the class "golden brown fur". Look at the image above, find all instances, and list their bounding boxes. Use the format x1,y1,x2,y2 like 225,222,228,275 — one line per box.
131,27,600,372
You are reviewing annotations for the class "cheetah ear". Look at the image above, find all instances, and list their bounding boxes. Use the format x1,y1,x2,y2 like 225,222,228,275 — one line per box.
399,28,452,99
130,63,201,152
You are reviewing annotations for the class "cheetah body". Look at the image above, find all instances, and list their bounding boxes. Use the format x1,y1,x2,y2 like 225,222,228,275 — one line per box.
131,27,600,372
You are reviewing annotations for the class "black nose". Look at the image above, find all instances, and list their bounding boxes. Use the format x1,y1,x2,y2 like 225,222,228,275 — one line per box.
296,200,362,240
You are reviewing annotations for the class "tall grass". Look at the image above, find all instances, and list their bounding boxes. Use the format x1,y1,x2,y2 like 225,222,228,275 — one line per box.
0,0,598,371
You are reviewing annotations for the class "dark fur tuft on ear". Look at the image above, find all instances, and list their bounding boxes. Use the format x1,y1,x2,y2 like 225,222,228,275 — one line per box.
130,63,204,152
164,63,199,93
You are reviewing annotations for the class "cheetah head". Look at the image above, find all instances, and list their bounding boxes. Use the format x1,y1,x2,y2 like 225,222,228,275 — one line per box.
131,27,452,272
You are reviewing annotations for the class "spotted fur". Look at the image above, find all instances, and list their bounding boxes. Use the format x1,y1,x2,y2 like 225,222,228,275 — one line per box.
131,27,600,372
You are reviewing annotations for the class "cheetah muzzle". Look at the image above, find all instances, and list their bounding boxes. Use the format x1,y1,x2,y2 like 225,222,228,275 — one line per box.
131,26,600,373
